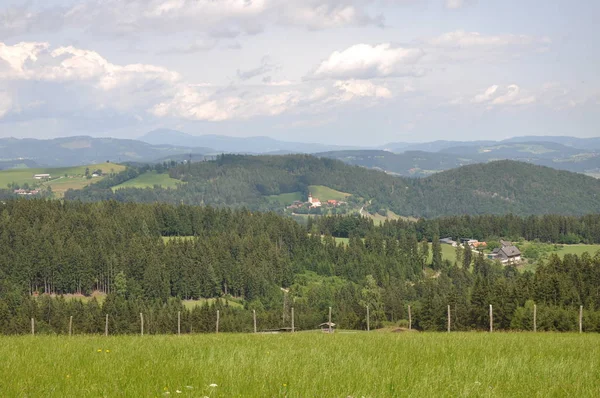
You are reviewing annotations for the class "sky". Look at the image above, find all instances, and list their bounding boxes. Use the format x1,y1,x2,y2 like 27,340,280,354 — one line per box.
0,0,598,146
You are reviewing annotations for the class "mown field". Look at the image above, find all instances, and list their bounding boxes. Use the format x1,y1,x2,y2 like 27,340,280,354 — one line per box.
0,163,126,197
112,171,183,191
0,163,125,187
0,333,598,397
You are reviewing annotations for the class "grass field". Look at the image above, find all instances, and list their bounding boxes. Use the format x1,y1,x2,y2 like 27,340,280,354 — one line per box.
308,185,351,201
182,298,243,309
1,333,598,397
550,244,600,258
0,163,126,197
112,171,182,191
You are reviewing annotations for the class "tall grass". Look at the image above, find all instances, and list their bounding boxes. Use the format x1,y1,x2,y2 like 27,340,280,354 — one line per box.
1,332,599,397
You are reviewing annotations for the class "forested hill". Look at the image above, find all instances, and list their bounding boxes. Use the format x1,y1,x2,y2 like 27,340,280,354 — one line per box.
66,155,600,217
417,160,600,216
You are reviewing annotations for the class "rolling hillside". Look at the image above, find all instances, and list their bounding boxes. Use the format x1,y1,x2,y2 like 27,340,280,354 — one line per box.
320,142,600,177
66,155,600,217
0,136,212,167
0,163,127,197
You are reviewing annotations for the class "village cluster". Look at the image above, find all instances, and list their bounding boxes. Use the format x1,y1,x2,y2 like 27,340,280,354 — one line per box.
286,193,347,210
440,237,522,264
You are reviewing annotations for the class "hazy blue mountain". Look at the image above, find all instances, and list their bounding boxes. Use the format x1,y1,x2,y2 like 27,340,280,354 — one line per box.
0,136,211,167
502,136,600,150
319,142,599,177
317,150,475,177
139,129,362,153
381,140,496,153
440,141,583,159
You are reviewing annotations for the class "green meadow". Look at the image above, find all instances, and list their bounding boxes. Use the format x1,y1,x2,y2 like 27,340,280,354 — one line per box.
1,333,598,397
112,171,183,191
0,163,126,196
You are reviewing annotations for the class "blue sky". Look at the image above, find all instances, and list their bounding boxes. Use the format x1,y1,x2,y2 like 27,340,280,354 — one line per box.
0,0,598,145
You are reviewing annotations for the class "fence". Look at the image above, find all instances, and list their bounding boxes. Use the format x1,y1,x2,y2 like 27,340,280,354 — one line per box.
20,303,592,336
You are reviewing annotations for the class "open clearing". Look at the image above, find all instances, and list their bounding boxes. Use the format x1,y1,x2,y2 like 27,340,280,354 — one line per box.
112,171,182,191
308,185,351,201
0,333,598,397
0,163,126,197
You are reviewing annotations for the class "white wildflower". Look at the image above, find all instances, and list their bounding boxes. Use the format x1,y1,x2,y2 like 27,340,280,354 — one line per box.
209,383,218,388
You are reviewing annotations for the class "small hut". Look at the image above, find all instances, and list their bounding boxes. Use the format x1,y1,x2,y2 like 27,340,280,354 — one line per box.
319,322,336,333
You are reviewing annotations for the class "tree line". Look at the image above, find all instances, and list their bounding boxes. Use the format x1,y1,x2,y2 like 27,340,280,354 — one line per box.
311,213,600,244
1,199,600,333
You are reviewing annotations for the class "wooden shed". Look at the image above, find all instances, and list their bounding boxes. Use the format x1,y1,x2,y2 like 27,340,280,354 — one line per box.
319,322,336,333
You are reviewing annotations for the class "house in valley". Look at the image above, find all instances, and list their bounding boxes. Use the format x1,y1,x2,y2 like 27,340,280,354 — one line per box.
490,241,522,264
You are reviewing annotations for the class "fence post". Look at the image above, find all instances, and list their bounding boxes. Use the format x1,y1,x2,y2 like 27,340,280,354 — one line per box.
489,305,493,333
328,307,332,333
216,310,220,334
447,305,451,333
178,311,181,336
253,310,257,333
366,305,370,332
533,304,537,333
579,306,583,333
408,305,412,330
291,307,295,333
69,315,73,336
140,313,144,336
105,314,109,336
31,318,35,336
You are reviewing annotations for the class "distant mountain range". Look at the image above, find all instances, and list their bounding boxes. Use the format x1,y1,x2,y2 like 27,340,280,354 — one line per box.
0,136,211,168
318,142,600,177
139,129,360,154
1,131,599,177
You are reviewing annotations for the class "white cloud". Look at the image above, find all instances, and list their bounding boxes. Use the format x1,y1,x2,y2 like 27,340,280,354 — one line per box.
334,79,392,100
469,84,535,107
0,91,11,119
310,43,424,80
0,42,49,78
0,42,180,91
473,85,498,103
0,1,411,39
150,84,302,121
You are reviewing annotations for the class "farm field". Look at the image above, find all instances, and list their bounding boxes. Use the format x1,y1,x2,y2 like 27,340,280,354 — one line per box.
1,333,599,397
545,243,600,258
0,163,126,193
112,171,182,191
308,185,350,201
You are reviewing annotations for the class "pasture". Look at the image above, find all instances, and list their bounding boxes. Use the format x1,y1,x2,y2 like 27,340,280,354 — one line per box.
0,333,598,397
112,171,183,191
0,163,126,197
